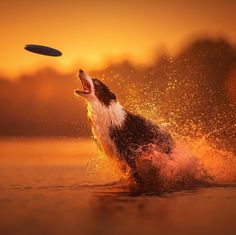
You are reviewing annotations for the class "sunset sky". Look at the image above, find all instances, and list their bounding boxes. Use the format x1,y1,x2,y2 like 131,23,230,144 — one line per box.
1,0,236,77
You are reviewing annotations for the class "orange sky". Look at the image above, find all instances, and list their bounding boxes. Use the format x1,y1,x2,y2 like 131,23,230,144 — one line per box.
1,0,236,77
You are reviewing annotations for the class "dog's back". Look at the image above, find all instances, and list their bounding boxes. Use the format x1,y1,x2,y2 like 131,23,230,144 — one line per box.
111,111,173,154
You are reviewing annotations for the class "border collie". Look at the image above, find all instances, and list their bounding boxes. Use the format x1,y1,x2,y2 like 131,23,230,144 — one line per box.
75,70,174,184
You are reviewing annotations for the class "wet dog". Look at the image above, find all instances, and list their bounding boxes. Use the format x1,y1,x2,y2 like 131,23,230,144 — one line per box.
75,70,174,184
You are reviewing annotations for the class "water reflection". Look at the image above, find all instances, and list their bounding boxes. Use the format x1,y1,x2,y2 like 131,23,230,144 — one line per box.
88,186,236,235
1,139,236,235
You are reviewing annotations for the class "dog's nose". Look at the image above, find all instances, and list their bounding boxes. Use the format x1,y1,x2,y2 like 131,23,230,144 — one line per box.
79,69,84,75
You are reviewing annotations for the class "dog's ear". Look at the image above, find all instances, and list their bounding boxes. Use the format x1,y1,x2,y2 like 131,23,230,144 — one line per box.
93,79,116,105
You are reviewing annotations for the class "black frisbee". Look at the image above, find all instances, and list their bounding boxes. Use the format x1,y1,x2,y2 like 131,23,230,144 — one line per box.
24,44,62,57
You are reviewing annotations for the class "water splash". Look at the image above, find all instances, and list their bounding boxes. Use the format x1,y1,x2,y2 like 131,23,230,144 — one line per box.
86,151,130,184
87,136,236,192
86,75,236,192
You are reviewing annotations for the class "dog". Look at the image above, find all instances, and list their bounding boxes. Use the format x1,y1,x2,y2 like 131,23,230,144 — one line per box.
75,70,175,184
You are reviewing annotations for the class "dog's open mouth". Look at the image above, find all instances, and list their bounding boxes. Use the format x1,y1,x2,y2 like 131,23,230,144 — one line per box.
76,73,91,95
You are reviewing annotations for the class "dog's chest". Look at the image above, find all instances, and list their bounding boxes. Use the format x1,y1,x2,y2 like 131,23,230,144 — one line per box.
90,116,117,157
87,102,126,158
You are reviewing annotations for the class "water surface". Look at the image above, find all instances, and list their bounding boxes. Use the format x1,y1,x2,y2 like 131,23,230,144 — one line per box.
0,139,236,235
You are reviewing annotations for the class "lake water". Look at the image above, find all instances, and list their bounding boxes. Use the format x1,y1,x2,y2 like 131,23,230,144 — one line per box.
0,138,236,235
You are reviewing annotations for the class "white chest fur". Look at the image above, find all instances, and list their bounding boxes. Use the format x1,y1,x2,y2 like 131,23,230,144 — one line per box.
87,101,126,158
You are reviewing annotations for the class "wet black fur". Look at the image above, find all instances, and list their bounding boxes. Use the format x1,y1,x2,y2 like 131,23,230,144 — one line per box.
110,111,174,182
92,79,116,106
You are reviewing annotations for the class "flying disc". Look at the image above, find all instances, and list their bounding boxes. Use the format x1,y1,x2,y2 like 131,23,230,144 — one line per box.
24,44,62,57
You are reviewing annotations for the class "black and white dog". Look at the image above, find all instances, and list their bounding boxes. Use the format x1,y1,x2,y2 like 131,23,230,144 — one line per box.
75,70,174,184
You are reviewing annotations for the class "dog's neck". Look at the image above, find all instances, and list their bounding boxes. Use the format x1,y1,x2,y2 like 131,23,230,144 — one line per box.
87,100,126,157
87,100,126,129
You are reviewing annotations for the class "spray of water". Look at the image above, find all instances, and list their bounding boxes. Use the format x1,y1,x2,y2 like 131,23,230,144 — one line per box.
86,74,236,192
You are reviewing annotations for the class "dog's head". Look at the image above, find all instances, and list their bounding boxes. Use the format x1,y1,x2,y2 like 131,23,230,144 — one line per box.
74,70,116,106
